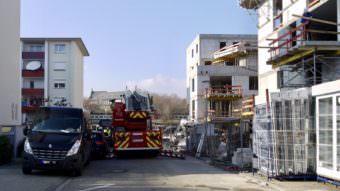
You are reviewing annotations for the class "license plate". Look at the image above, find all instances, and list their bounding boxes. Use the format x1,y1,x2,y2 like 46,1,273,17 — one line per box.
41,160,57,165
41,160,50,164
132,132,143,136
132,139,143,143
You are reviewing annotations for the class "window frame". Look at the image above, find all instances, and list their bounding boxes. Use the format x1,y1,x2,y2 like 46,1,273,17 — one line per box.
53,62,67,71
54,80,66,89
249,76,258,90
54,44,66,54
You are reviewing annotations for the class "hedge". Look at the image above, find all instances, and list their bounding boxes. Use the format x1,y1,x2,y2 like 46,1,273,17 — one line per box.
0,135,12,165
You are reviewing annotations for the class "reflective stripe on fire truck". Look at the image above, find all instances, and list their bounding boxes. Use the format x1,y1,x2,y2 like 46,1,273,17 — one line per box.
146,131,161,148
129,111,147,119
115,132,130,149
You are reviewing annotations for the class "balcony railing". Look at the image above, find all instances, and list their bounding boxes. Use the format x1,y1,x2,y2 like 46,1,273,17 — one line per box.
22,70,44,77
208,110,241,122
213,41,257,64
22,52,45,59
22,88,44,96
205,86,243,100
268,22,308,66
22,96,45,113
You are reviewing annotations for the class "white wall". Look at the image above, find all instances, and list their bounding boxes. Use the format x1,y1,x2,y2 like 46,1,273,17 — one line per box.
0,0,21,125
70,41,84,108
48,41,71,105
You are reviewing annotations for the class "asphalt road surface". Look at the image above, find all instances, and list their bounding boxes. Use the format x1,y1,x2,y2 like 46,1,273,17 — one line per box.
0,156,338,191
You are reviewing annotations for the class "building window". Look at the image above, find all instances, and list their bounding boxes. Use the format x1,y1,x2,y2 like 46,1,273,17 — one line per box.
205,61,212,65
192,78,195,92
53,62,66,71
192,49,194,58
28,45,44,52
192,100,195,119
29,81,34,89
318,97,333,170
336,96,340,171
273,0,283,29
54,81,66,89
196,44,198,53
220,42,226,49
249,76,258,90
55,44,66,53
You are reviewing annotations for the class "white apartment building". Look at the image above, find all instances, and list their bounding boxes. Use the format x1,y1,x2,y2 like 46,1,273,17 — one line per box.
186,34,258,122
0,0,21,126
21,38,89,122
241,0,340,182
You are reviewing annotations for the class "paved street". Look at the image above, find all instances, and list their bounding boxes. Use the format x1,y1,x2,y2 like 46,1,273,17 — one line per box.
0,156,338,191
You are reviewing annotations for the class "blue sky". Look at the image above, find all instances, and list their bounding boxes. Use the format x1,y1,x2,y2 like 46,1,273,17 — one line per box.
21,0,257,98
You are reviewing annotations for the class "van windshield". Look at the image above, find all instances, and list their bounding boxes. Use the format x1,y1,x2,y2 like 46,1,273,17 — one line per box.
32,117,81,133
29,108,83,134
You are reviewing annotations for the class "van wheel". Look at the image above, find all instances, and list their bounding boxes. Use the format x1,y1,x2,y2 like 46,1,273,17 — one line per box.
22,167,32,175
73,167,82,176
85,157,90,166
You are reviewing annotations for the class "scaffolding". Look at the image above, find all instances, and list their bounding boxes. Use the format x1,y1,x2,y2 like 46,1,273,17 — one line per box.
266,10,340,88
253,89,316,177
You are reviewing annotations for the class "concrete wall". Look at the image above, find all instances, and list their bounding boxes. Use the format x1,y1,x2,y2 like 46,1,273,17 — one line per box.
0,0,21,125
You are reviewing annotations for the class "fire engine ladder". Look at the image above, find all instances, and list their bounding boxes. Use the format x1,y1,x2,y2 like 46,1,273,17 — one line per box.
196,132,205,158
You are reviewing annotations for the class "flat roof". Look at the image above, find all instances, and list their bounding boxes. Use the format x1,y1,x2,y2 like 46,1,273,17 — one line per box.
21,37,89,56
198,34,257,39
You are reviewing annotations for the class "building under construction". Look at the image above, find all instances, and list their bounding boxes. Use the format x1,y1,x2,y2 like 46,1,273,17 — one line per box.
240,0,340,182
186,34,258,164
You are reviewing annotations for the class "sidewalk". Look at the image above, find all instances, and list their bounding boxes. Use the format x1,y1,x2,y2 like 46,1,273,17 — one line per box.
240,172,340,191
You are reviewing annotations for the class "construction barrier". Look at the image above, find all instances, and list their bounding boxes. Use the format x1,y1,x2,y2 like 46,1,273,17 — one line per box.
160,149,185,160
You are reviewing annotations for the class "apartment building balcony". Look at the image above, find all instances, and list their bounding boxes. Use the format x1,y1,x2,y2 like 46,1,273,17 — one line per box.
22,69,44,77
22,97,44,113
268,0,339,68
205,86,243,101
212,41,257,64
22,105,41,113
22,88,44,96
207,110,241,123
22,52,45,59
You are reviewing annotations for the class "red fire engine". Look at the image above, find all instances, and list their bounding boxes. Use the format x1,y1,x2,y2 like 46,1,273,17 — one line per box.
110,90,162,156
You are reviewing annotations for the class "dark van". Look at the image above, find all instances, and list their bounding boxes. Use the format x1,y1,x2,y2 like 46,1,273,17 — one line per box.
22,107,92,176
